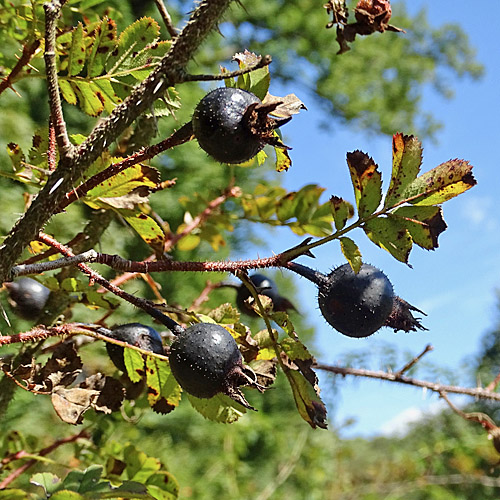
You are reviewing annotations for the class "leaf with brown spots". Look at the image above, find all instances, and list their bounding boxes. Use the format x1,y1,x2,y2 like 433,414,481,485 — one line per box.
392,205,447,250
364,216,413,264
385,134,422,208
87,17,118,77
68,23,86,76
346,150,383,217
117,209,166,254
330,195,354,230
403,159,476,206
145,356,181,414
124,348,146,383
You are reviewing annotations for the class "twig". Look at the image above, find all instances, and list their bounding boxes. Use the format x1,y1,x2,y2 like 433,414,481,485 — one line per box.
190,281,226,310
0,430,88,489
184,55,273,82
36,233,184,334
394,344,433,378
439,390,497,431
0,39,40,96
47,120,57,171
486,372,500,392
43,0,73,157
164,185,241,251
315,362,500,401
154,0,179,38
11,250,98,277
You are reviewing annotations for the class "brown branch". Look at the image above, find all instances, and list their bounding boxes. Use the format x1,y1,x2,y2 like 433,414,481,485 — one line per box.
486,371,500,392
44,0,73,157
315,362,500,401
394,344,433,378
0,0,234,286
154,0,179,38
0,430,88,489
0,39,40,96
184,55,273,82
36,233,184,334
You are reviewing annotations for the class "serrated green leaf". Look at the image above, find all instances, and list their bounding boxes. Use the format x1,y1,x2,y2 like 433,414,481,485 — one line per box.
59,79,78,105
284,370,327,429
124,349,145,383
294,184,327,224
116,209,165,254
68,23,86,76
146,472,180,500
73,81,105,116
364,216,413,263
392,205,447,250
403,159,476,205
87,165,159,200
92,79,122,112
346,150,383,217
340,237,362,272
330,196,354,231
30,472,61,496
107,17,160,74
186,393,247,423
123,444,161,483
385,133,422,207
87,18,118,77
145,356,181,412
280,338,312,361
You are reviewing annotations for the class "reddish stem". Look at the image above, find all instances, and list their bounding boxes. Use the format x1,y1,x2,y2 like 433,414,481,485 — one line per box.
36,233,183,333
0,39,40,96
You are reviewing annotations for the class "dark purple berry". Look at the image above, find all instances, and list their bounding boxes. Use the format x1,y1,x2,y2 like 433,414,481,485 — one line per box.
169,322,261,408
5,278,50,320
236,274,296,316
106,323,164,373
192,87,291,164
318,263,394,338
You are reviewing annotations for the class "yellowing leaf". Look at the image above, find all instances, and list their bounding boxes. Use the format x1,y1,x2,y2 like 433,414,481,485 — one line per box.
124,349,144,383
385,133,422,207
340,237,362,272
346,150,382,217
330,196,354,231
404,159,476,205
145,356,181,413
117,209,165,254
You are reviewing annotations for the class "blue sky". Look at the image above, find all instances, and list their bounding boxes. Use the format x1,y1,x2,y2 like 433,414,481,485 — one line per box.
239,1,500,436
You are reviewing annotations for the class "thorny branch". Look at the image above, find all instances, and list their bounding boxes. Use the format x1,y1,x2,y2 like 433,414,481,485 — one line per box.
314,362,500,401
44,0,73,157
0,39,40,97
35,233,184,334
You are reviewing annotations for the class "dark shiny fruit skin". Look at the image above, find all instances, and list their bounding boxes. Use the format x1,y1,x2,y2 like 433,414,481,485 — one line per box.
192,87,263,164
5,278,50,320
319,263,394,338
106,323,164,373
169,323,242,398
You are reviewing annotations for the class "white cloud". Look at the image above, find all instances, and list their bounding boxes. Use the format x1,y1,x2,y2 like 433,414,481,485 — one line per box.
379,401,448,437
